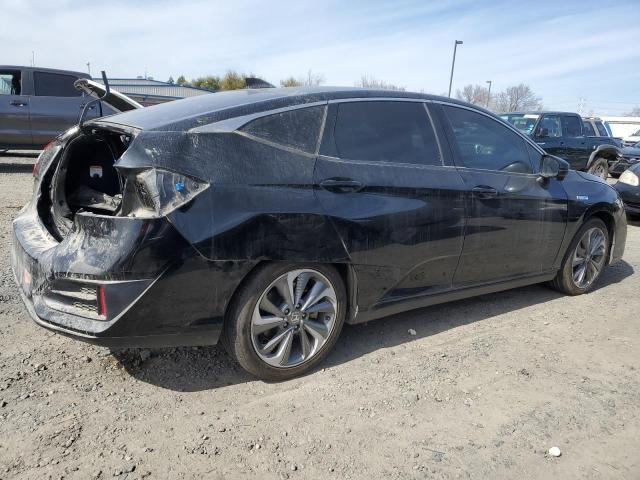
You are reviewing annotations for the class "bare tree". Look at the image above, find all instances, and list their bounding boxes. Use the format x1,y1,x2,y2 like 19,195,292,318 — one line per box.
280,70,325,87
492,84,542,112
456,84,489,106
355,75,406,91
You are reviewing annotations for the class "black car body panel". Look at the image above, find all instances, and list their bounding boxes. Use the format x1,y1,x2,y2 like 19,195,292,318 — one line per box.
11,88,627,347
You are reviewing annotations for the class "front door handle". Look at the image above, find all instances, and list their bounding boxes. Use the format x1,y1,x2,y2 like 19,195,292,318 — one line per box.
79,103,95,110
472,186,498,199
10,100,27,107
319,178,364,193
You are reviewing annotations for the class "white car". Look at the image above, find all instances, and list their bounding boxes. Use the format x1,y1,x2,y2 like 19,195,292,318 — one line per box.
624,128,640,147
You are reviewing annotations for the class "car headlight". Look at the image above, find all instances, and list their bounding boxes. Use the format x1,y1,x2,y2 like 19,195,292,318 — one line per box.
619,170,639,186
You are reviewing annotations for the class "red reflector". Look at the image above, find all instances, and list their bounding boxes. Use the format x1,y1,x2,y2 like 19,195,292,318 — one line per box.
32,160,40,178
98,286,107,317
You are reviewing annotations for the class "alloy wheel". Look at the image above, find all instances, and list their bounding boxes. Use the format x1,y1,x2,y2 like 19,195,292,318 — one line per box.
571,227,606,289
251,269,338,368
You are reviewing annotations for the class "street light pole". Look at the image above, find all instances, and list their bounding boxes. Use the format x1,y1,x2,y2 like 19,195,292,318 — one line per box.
447,40,463,98
486,80,492,108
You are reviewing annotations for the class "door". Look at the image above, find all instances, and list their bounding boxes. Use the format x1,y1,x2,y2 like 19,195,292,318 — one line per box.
28,70,92,147
560,114,587,168
0,69,31,148
314,100,467,307
533,113,566,159
438,104,567,286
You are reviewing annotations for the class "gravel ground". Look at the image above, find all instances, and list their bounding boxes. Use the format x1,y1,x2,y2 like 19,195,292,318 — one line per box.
0,154,639,480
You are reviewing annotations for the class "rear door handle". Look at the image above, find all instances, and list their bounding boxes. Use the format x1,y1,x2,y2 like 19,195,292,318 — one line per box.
79,103,95,110
319,178,364,193
472,186,498,199
10,100,27,107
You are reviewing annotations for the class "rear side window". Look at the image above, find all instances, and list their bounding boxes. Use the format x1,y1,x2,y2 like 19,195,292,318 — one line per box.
443,105,531,173
34,72,81,97
595,121,608,136
583,121,596,136
333,101,441,165
561,115,582,137
240,105,325,154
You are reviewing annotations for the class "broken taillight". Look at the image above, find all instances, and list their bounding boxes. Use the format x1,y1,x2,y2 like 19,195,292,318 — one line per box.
122,168,209,217
33,140,60,180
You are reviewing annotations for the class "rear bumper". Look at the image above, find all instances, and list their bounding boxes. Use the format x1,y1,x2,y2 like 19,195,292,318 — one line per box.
10,201,252,348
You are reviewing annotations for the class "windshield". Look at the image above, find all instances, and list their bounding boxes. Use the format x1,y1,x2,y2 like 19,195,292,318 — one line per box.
499,113,539,135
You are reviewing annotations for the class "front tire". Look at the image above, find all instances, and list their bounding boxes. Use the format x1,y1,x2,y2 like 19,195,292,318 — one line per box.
222,263,346,381
587,158,609,180
550,218,609,295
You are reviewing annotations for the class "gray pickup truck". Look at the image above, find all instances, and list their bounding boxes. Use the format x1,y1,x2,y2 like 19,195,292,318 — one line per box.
500,111,623,180
0,65,120,151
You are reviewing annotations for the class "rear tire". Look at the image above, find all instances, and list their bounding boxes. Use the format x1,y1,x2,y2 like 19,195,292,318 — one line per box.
550,218,609,295
587,158,609,180
222,263,346,381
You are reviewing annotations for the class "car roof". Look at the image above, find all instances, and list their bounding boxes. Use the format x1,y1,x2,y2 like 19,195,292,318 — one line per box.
503,111,579,116
93,86,490,132
0,65,88,78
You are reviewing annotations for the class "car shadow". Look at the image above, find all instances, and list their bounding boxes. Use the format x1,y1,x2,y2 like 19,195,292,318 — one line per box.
112,260,634,392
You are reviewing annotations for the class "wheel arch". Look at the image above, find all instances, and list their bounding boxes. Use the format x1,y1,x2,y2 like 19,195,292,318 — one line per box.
587,145,621,169
583,207,615,264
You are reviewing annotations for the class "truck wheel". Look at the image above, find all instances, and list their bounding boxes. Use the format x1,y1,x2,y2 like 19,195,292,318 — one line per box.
587,158,609,180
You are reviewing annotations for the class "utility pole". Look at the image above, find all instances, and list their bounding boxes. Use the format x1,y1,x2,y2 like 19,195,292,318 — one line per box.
447,40,463,98
486,80,492,108
31,51,35,67
86,62,91,76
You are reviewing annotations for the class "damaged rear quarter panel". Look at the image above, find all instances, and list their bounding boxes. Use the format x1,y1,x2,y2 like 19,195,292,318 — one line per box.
116,130,350,263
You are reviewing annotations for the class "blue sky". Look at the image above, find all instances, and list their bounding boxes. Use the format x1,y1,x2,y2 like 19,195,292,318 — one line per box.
3,0,639,114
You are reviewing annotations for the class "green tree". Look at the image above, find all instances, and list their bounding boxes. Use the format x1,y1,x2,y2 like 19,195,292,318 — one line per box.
191,75,221,91
167,76,175,84
176,75,188,86
218,70,246,90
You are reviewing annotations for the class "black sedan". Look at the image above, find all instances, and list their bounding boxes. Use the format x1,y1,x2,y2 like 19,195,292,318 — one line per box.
11,87,627,380
615,162,640,218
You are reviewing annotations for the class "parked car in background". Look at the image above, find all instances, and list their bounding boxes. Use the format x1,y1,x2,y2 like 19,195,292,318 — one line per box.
501,111,623,179
614,162,640,219
0,65,121,150
583,116,611,137
623,128,640,147
12,87,627,380
600,116,640,142
610,141,640,177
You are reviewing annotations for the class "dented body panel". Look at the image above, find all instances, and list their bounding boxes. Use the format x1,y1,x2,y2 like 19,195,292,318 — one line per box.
11,87,627,347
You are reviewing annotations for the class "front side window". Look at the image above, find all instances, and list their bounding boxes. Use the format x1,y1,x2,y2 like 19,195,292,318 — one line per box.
333,101,441,165
536,115,562,137
443,105,532,173
240,105,325,154
583,121,596,136
0,70,21,95
561,115,582,137
33,72,80,97
595,121,608,136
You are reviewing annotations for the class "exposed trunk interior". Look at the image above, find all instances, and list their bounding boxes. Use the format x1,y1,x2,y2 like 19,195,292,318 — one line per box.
43,128,131,239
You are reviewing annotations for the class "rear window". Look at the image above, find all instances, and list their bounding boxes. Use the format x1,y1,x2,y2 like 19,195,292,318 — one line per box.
240,105,325,154
333,101,441,165
561,115,582,137
34,71,81,97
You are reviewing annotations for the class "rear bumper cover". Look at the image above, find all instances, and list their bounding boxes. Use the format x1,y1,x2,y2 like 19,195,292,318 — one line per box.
10,202,252,348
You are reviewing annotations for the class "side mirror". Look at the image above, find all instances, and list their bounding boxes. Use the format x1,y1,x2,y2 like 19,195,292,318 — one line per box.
539,155,569,181
537,127,549,138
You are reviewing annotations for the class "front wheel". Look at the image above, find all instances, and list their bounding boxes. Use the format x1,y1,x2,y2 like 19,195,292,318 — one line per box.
587,158,609,180
222,263,346,381
550,218,609,295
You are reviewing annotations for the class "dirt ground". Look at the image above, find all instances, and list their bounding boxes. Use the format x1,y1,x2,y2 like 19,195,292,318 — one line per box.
0,154,639,480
